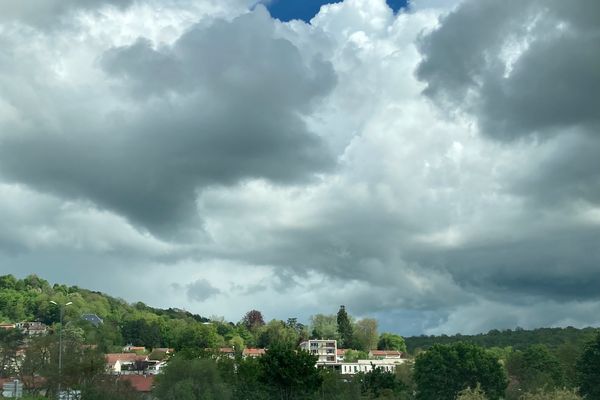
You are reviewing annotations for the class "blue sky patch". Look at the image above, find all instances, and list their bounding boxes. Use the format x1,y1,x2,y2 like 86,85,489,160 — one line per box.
264,0,408,22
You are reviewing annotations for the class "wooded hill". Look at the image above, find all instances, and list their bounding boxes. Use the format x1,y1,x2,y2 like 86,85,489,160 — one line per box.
405,326,598,354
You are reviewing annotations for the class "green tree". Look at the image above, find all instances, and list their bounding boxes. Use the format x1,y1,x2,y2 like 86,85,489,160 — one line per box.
520,388,582,400
506,344,564,393
154,357,232,400
81,376,143,400
258,343,322,400
310,314,339,340
358,366,408,399
576,331,600,399
353,318,379,352
378,333,407,353
0,329,24,377
257,319,299,349
413,342,507,400
343,349,369,363
456,385,488,400
337,306,353,348
318,368,362,400
232,356,269,400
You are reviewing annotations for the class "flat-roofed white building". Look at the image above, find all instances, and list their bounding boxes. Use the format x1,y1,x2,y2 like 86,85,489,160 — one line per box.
339,359,406,375
299,340,337,364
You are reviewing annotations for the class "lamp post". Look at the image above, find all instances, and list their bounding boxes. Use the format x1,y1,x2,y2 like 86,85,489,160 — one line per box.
50,301,72,399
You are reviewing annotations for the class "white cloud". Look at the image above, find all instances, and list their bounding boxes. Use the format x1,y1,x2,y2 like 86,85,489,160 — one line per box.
1,0,598,336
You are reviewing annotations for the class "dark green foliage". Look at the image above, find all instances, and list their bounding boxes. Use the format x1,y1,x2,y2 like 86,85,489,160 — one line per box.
358,366,408,399
413,342,507,400
337,305,353,348
81,376,143,400
258,343,322,400
576,331,600,399
405,326,598,354
121,318,162,348
232,356,270,399
154,357,232,400
318,368,362,400
506,344,564,393
0,328,24,377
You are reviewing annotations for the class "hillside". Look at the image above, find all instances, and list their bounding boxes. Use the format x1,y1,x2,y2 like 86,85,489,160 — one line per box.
405,326,598,353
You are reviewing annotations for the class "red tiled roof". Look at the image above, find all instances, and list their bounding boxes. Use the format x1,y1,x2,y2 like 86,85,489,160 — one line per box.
118,375,155,392
243,348,266,356
370,350,403,357
337,349,347,355
219,347,234,353
106,353,146,364
153,348,174,353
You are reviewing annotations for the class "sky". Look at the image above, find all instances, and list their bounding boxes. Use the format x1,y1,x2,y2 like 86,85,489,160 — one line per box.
0,0,599,336
264,0,408,22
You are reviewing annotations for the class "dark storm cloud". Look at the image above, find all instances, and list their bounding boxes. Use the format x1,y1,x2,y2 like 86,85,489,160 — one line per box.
417,0,600,140
411,225,600,303
510,132,600,206
0,7,336,233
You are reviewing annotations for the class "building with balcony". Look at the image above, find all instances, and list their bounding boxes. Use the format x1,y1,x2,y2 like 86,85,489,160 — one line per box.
299,339,337,364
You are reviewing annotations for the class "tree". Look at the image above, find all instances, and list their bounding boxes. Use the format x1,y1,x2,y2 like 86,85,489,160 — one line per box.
310,314,339,340
257,320,299,349
358,366,408,399
353,319,378,352
258,343,322,400
154,357,232,400
242,310,265,332
506,344,564,393
81,376,143,400
413,342,507,400
456,385,488,400
337,306,353,348
576,331,600,399
520,388,582,400
0,329,24,377
378,333,407,353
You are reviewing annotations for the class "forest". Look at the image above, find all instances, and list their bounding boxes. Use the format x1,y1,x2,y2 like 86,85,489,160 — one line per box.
1,274,599,400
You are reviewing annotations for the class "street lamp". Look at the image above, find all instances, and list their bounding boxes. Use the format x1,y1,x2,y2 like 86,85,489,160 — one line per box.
50,301,72,399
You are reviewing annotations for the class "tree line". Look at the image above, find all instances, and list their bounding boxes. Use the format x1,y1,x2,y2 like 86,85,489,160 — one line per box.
0,275,406,355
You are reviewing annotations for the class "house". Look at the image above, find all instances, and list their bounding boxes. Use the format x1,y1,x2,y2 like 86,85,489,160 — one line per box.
16,322,48,336
152,348,174,354
218,347,236,359
336,348,347,363
339,359,406,375
242,348,266,358
118,375,155,398
106,353,148,374
145,360,167,375
123,344,146,353
299,340,337,364
81,314,103,327
368,350,404,359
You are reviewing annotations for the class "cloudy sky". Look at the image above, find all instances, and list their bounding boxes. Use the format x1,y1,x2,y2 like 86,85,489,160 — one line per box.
1,0,599,336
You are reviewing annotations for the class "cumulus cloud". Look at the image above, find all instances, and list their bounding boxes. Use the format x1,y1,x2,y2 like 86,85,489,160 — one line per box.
417,0,600,140
0,5,335,233
1,0,599,335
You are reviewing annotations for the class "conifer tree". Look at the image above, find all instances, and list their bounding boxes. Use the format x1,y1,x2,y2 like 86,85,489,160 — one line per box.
336,305,353,348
